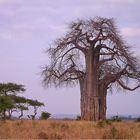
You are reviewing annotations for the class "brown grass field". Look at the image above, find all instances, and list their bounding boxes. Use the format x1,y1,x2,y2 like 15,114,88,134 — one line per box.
0,119,139,139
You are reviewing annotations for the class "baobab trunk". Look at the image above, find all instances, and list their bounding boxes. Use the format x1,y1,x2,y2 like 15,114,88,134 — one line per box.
80,49,100,121
79,78,86,120
99,82,107,120
80,80,107,120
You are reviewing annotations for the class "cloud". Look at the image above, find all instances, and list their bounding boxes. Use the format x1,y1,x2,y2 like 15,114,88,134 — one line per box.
121,27,140,37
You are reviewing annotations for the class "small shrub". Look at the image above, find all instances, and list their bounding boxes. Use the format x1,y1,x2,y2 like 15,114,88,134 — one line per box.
40,112,51,120
110,116,122,122
76,115,81,121
135,117,140,122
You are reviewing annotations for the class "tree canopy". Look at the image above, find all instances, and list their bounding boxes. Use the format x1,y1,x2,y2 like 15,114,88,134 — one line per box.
0,83,25,95
0,82,45,120
42,17,140,121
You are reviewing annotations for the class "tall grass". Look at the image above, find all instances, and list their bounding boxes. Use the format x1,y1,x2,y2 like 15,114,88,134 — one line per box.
0,119,139,139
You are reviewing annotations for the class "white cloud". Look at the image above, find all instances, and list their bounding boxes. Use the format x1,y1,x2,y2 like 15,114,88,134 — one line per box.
121,27,140,37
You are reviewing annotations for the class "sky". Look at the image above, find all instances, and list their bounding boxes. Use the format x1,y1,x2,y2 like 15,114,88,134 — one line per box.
0,0,140,116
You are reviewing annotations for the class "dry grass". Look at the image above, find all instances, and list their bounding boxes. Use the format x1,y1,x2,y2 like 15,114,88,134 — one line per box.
0,119,139,139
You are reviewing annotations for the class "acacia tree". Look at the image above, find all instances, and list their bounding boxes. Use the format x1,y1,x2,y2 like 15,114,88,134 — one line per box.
0,83,45,119
0,83,26,119
9,95,29,119
42,17,140,121
27,99,44,119
0,83,25,96
0,96,15,119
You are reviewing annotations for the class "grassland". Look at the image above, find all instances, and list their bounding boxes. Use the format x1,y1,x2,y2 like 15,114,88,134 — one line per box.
0,119,139,139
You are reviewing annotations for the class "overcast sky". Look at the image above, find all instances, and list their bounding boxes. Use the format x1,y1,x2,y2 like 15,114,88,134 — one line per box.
0,0,140,116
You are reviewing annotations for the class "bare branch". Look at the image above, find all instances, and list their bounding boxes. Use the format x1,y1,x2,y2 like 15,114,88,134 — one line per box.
98,53,115,66
117,80,140,91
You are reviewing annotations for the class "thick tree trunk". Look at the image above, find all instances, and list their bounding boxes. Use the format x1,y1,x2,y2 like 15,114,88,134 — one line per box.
80,79,108,121
80,49,100,121
99,82,107,120
79,79,86,120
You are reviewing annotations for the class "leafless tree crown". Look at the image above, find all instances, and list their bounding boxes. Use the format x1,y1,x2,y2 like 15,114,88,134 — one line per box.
42,17,140,90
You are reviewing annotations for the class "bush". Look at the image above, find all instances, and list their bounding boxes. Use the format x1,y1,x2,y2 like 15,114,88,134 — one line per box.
40,111,51,120
76,115,81,121
110,116,122,122
135,117,140,122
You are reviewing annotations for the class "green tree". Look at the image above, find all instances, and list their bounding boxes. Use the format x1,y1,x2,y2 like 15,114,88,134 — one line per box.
0,83,26,119
27,99,44,119
0,82,46,120
0,96,15,119
0,83,25,96
9,95,29,119
40,111,51,119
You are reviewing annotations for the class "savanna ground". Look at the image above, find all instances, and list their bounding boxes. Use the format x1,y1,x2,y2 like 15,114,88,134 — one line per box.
0,119,140,139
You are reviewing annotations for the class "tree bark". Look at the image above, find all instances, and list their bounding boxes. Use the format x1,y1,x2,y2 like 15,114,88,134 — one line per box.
80,48,100,121
99,82,107,120
79,79,86,120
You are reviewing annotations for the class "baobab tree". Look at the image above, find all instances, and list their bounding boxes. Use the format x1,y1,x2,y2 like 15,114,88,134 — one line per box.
42,17,140,121
98,63,140,120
